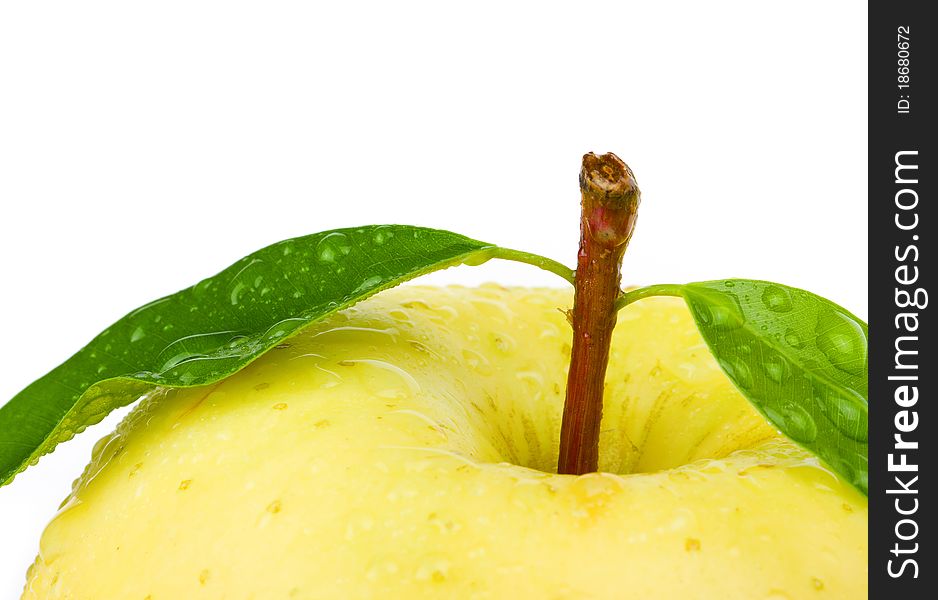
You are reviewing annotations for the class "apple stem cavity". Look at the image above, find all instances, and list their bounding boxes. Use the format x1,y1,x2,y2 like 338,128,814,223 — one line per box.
558,152,641,475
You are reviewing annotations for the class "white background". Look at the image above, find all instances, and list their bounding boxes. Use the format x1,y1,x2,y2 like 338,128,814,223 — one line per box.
0,1,866,595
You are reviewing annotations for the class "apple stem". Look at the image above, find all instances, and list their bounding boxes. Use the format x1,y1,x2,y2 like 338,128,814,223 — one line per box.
558,153,640,475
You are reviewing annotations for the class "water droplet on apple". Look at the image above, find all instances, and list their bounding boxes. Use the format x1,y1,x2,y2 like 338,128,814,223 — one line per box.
462,348,493,376
345,358,422,398
491,333,514,353
90,432,119,461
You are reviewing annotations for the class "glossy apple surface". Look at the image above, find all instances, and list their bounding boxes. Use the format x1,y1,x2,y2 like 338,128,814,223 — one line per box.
23,286,867,599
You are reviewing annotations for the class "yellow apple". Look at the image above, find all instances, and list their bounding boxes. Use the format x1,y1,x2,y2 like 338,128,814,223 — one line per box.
22,285,867,599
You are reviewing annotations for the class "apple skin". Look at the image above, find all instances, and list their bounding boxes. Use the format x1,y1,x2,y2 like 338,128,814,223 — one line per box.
23,285,867,599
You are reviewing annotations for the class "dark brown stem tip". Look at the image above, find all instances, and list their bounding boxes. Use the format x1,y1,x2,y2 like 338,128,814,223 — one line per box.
580,152,641,249
580,152,639,201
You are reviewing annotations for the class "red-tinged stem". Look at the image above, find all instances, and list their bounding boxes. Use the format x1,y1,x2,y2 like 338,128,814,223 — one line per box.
558,152,640,475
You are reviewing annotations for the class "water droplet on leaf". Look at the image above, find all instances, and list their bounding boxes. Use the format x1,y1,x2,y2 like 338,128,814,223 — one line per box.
316,232,352,264
352,276,383,295
783,329,805,349
815,310,867,375
689,290,745,331
765,404,817,443
372,226,394,245
718,356,753,390
761,285,793,313
814,384,868,442
761,350,790,384
230,282,247,305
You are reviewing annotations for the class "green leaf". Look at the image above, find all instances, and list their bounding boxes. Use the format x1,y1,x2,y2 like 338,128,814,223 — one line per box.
678,280,868,495
0,225,570,487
